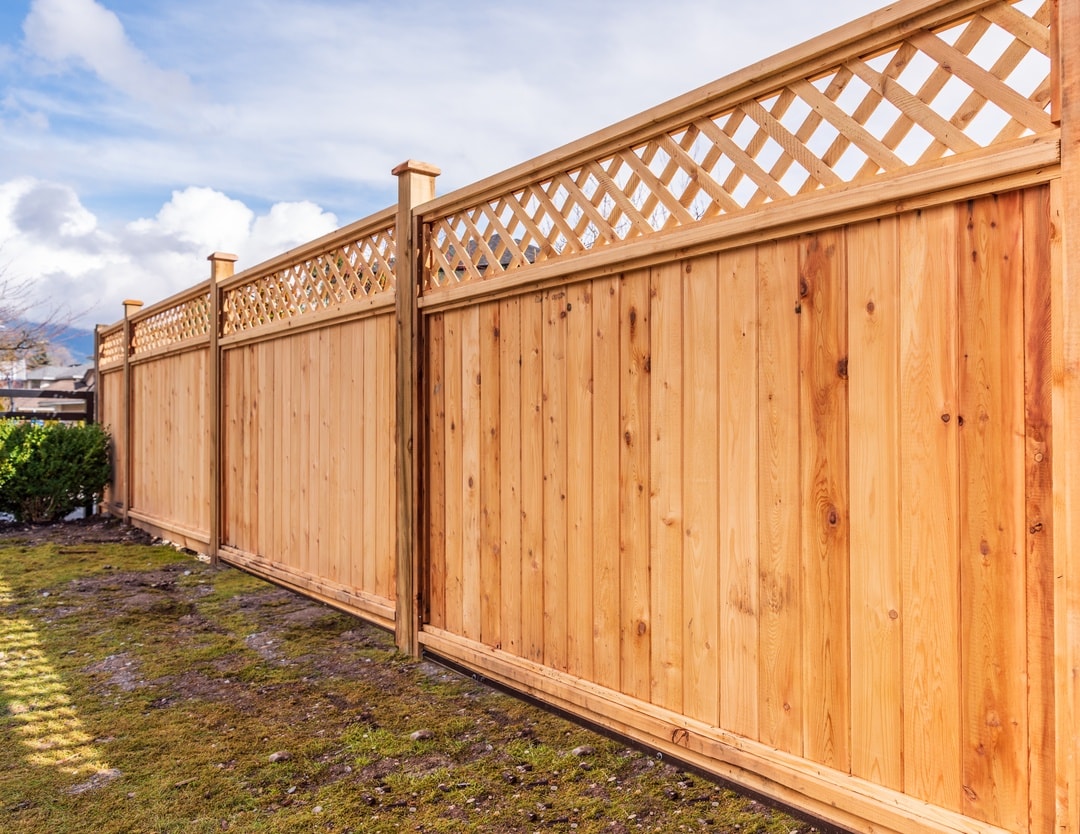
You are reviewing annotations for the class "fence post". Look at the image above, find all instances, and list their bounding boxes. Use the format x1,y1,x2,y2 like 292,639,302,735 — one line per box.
393,160,440,656
121,299,143,524
207,253,238,567
1055,0,1079,830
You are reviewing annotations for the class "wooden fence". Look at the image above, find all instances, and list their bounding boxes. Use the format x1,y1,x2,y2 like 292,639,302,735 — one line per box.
96,2,1080,832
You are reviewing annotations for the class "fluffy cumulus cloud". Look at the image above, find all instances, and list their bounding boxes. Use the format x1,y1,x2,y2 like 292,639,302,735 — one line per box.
0,179,339,328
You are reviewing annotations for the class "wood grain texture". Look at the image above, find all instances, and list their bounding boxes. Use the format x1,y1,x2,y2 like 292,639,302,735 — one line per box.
443,311,464,636
798,229,850,772
520,294,545,664
619,269,651,701
757,240,802,756
899,204,961,809
592,277,622,692
566,282,595,680
378,313,397,601
958,191,1027,831
426,313,447,630
847,216,903,790
460,305,482,643
1021,184,1055,834
479,302,503,649
717,247,759,740
543,289,569,671
648,262,684,713
498,298,522,656
682,255,720,727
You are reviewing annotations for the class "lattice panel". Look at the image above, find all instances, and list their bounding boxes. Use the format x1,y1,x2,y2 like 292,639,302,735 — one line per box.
98,327,126,366
131,291,212,356
222,225,396,335
425,0,1053,289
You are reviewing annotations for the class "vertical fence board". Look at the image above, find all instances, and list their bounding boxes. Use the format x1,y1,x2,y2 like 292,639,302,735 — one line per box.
620,269,651,701
543,290,569,671
259,342,275,567
1022,185,1055,834
460,305,482,643
336,329,352,590
847,217,903,790
284,335,300,572
313,332,324,579
683,255,720,727
296,335,313,574
362,322,379,594
958,191,1028,831
326,328,342,584
718,247,759,740
443,311,464,636
900,204,962,809
592,277,622,692
427,314,447,630
479,302,502,649
520,294,545,664
318,331,332,581
565,282,594,680
649,262,684,713
497,298,522,655
222,351,237,545
757,240,802,755
379,313,397,601
798,230,850,772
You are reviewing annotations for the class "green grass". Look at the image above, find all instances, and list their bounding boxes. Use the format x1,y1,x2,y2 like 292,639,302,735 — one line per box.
0,529,821,833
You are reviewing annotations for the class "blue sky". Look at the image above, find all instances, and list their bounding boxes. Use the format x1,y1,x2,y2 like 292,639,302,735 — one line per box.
0,0,876,330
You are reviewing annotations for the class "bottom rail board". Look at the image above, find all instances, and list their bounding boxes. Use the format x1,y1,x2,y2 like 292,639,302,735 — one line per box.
418,627,1013,834
127,510,210,554
218,545,395,632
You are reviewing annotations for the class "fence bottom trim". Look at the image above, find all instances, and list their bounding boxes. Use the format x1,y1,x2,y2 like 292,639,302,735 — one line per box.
418,627,1011,834
217,545,395,631
127,510,210,553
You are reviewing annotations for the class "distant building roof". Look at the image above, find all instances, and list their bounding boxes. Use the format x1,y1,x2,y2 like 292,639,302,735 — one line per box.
25,363,94,382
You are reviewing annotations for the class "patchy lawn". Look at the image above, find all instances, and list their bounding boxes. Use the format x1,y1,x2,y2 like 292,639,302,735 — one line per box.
0,518,824,834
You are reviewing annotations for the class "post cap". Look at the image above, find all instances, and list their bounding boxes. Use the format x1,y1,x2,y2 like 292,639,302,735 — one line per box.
207,252,239,263
391,160,441,177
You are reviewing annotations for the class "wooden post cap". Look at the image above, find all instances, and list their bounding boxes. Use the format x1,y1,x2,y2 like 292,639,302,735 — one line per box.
207,252,239,282
122,299,144,315
392,160,441,177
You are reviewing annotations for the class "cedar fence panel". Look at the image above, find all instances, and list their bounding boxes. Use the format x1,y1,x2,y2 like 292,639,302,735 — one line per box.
96,1,1079,832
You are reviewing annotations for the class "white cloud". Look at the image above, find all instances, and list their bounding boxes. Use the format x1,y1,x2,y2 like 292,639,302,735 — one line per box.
0,179,340,328
22,0,193,106
127,187,255,253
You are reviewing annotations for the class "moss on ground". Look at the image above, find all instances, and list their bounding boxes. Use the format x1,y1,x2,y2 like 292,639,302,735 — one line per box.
0,521,824,833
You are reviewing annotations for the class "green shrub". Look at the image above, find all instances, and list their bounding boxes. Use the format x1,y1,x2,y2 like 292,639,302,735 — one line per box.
0,421,111,523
